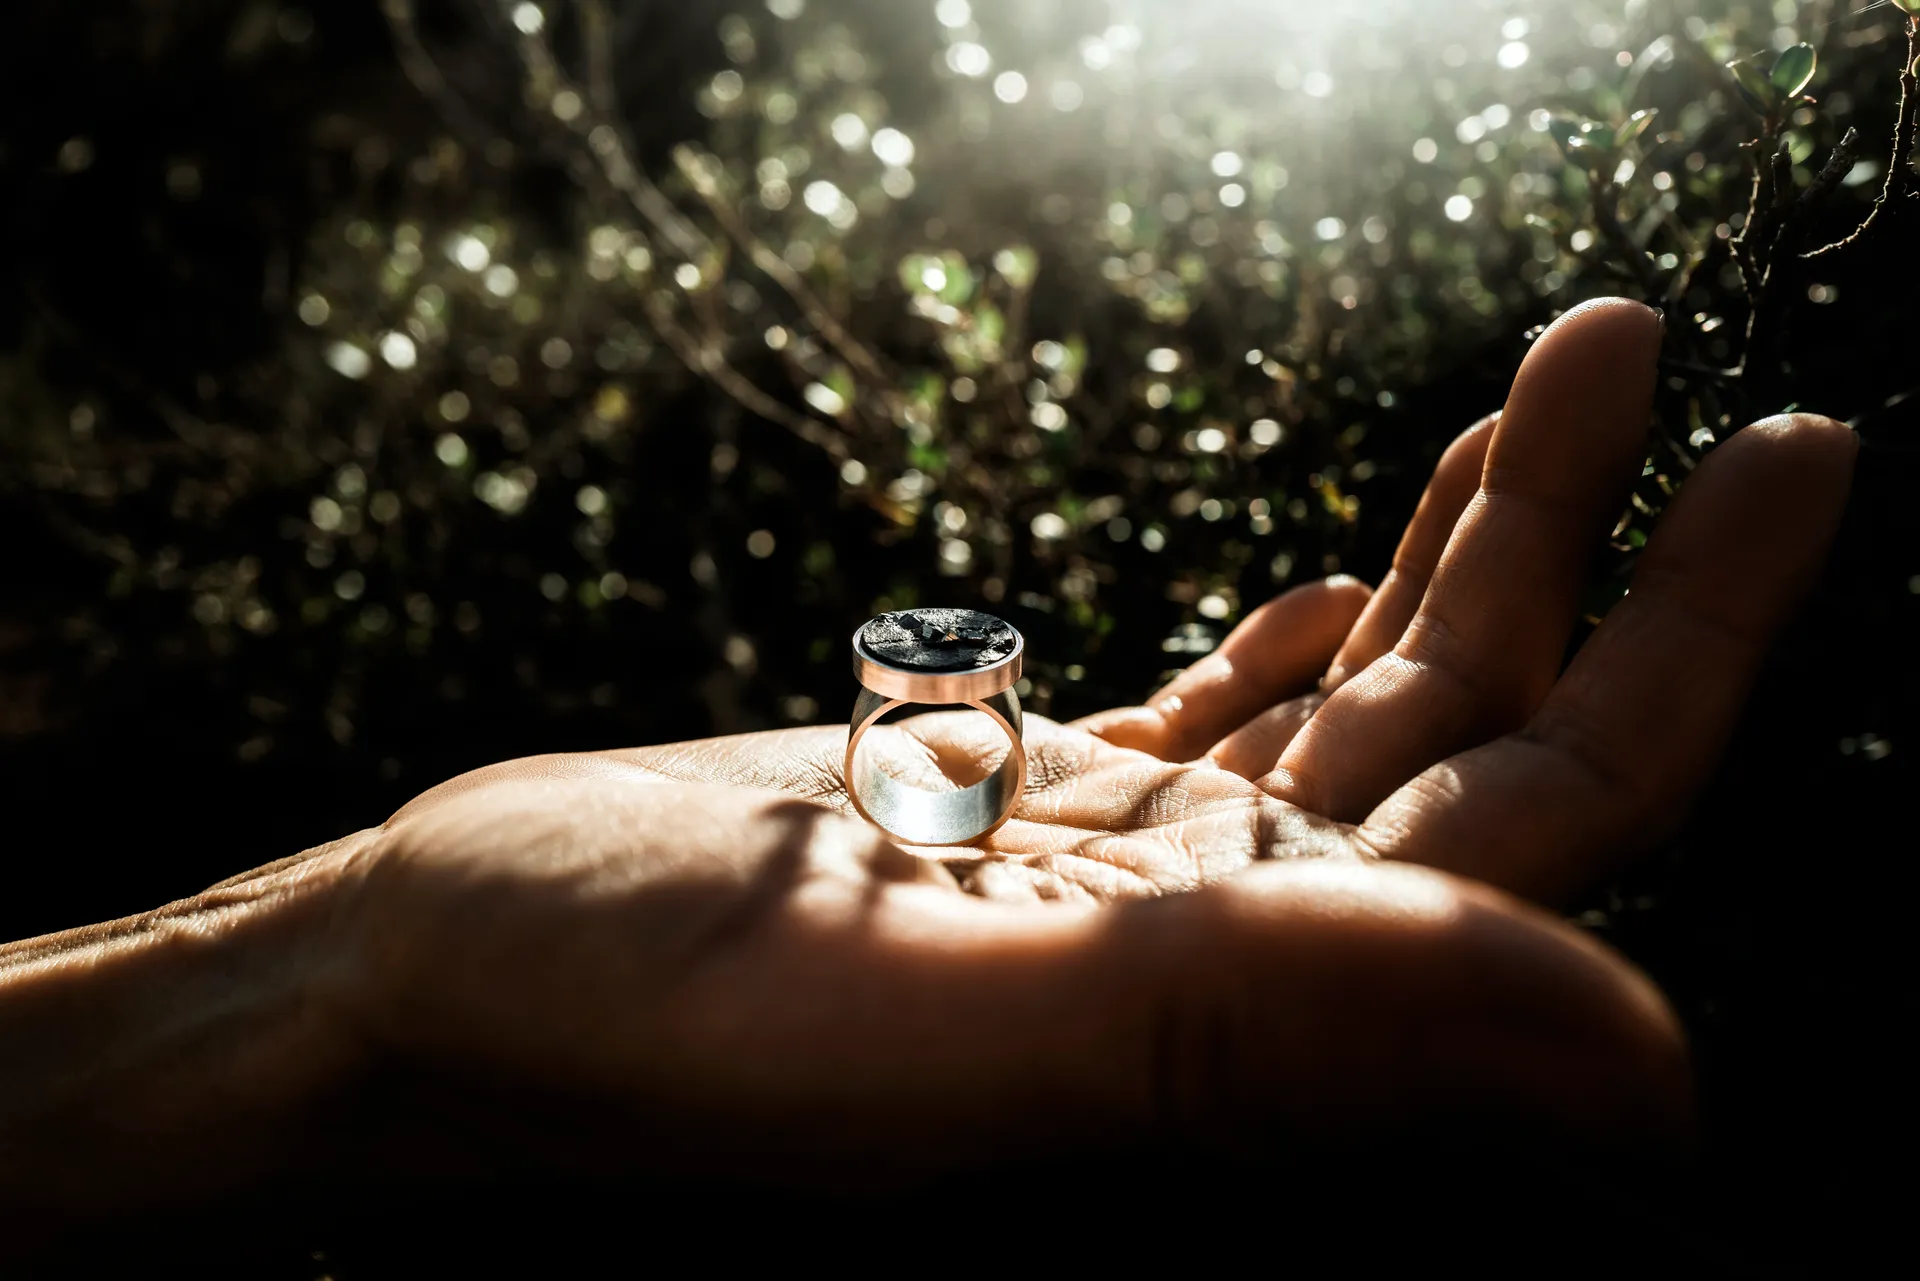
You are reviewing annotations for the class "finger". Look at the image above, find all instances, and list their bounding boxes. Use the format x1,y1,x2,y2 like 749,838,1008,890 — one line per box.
650,857,1693,1170
1205,692,1324,779
1273,299,1662,821
1322,413,1498,690
1356,414,1856,904
1206,418,1495,779
1077,576,1371,762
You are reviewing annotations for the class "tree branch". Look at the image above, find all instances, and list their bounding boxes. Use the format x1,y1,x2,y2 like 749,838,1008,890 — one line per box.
1804,13,1919,258
379,0,502,159
1591,182,1664,301
640,291,850,462
456,1,853,461
500,7,711,264
1736,127,1863,404
1729,133,1775,297
673,146,892,390
577,0,897,394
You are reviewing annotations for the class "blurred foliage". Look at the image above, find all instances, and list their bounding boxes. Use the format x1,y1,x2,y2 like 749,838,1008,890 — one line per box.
4,0,1916,833
6,0,1918,880
6,0,1915,764
2,0,1919,1263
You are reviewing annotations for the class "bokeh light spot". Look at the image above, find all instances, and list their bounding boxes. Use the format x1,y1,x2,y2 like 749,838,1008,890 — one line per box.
379,332,418,370
871,127,915,167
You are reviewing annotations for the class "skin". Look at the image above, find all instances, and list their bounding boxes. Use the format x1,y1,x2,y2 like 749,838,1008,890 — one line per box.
0,299,1858,1250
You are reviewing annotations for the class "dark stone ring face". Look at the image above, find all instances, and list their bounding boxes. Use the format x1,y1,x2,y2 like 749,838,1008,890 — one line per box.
856,608,1019,674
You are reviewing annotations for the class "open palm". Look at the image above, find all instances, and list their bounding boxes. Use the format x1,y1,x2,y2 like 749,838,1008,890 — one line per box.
345,301,1853,1183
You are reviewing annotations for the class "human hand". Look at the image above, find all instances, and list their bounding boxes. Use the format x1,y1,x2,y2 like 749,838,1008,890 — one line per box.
332,299,1852,1184
0,301,1856,1240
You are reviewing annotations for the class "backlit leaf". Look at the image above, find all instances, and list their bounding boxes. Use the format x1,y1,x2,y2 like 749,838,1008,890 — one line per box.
1614,109,1659,149
1771,42,1816,100
1727,58,1774,114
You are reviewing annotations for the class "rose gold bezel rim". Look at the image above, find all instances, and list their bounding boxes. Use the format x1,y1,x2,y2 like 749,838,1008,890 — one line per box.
849,622,1024,704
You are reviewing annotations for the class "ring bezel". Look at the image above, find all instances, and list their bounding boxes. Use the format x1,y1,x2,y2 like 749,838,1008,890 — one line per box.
850,616,1024,704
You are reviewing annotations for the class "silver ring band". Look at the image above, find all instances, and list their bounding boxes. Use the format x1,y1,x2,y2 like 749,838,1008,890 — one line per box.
844,610,1027,847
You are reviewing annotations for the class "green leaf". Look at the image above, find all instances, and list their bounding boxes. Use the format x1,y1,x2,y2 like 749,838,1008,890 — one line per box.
1771,42,1816,100
908,442,948,475
940,332,982,374
1548,116,1616,169
1726,58,1774,114
825,364,856,408
898,253,937,295
972,302,1006,349
1614,109,1658,150
992,245,1038,289
1892,0,1920,15
936,252,975,305
1061,335,1088,380
1545,115,1586,152
909,371,946,407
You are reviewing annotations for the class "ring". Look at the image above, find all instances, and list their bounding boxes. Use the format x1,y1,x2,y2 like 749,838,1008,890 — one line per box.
845,608,1027,847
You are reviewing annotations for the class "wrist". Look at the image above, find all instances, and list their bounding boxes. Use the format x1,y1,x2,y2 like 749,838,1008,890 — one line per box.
0,830,383,1242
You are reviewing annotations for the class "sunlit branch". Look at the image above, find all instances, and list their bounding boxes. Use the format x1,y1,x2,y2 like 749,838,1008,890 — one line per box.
472,1,856,461
573,0,619,120
672,146,892,391
1710,126,1858,396
1804,13,1919,257
1729,129,1780,296
639,291,850,463
569,0,893,399
1590,182,1664,300
495,4,710,264
381,0,501,158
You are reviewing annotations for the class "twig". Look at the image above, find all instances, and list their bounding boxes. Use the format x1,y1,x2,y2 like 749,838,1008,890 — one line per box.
515,1,886,453
1660,357,1742,382
1729,134,1775,297
469,2,861,459
380,0,501,159
1776,126,1863,255
499,10,712,264
1732,129,1803,295
636,0,894,395
640,291,850,462
1769,141,1797,214
1591,183,1664,300
672,147,891,389
1805,13,1920,257
1737,127,1864,401
574,0,619,120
